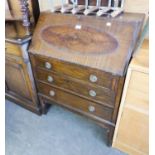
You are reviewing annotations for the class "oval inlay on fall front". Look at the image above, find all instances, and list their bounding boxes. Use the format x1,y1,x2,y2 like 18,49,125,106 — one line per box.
41,25,118,55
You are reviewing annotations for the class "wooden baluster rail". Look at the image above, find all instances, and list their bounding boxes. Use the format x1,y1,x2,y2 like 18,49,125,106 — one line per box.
19,0,31,35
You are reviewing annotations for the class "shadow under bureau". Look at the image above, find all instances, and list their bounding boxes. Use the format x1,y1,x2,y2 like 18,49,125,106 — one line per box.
29,12,144,145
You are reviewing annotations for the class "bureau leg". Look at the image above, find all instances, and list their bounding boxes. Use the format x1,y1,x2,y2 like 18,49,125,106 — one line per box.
107,127,114,146
96,122,114,146
39,96,51,114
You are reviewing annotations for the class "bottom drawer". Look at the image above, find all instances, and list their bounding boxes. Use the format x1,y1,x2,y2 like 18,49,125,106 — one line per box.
37,82,113,122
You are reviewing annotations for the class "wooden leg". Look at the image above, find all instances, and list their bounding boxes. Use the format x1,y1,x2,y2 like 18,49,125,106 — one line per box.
96,122,115,146
39,96,51,114
107,127,115,146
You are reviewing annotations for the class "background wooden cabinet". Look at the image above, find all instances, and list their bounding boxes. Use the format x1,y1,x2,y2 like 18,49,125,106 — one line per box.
5,0,39,24
5,41,41,114
112,40,149,155
5,0,41,114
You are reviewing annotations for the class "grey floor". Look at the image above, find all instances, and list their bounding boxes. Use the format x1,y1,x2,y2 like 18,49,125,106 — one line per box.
6,100,126,155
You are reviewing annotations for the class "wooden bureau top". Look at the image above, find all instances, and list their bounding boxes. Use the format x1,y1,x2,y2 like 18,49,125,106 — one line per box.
29,12,144,76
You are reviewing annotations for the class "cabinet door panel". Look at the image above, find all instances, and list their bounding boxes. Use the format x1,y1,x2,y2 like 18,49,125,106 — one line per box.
5,57,31,101
116,107,149,154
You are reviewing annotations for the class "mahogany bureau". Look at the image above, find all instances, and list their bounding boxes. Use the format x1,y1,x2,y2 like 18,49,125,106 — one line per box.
29,12,144,145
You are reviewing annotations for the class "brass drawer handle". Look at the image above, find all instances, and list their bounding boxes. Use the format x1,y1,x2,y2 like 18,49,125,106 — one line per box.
45,62,52,69
47,76,54,83
88,105,95,112
49,90,55,97
89,74,98,83
89,90,96,97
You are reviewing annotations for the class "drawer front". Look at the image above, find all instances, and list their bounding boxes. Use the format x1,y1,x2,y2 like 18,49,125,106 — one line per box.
36,68,115,107
5,42,22,57
33,55,118,90
37,81,113,121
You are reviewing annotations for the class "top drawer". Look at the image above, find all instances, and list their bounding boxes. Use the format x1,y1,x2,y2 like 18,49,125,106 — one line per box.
32,54,119,90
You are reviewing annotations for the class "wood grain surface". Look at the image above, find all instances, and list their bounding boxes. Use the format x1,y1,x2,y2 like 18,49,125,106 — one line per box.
29,12,144,76
5,20,41,114
37,81,113,122
5,0,40,29
5,42,22,57
28,11,144,146
112,40,149,154
5,0,31,20
41,24,118,55
31,54,119,90
30,52,125,145
5,21,27,38
35,68,116,107
5,53,41,114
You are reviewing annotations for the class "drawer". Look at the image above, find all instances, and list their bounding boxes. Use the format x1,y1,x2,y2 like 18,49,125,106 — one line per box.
36,68,115,107
5,42,22,57
37,81,113,121
33,55,118,90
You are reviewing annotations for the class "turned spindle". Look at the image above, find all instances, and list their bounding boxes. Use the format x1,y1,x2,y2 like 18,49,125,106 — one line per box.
19,0,31,35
